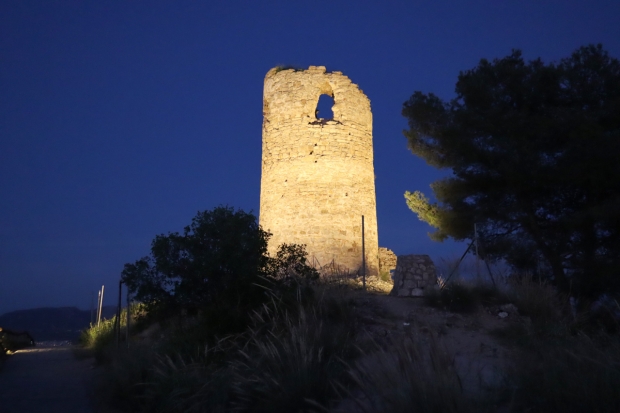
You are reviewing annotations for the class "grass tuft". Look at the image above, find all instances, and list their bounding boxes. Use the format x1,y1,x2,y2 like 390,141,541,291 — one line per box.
345,336,482,413
508,274,563,322
511,333,620,413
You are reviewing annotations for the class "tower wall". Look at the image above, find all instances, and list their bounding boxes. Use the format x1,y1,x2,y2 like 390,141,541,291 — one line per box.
259,66,379,275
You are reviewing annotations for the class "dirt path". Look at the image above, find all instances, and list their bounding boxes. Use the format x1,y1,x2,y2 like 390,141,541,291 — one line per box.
0,344,95,413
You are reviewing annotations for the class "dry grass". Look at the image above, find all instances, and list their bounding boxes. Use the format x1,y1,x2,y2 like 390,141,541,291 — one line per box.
88,285,358,412
507,274,564,322
86,271,620,412
510,333,620,413
230,305,353,412
343,336,482,413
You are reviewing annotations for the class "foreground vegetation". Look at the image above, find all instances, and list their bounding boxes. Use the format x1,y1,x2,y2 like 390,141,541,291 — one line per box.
82,274,620,413
79,206,620,412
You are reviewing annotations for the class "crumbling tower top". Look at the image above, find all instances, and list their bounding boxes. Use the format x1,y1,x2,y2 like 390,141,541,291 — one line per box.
259,66,379,275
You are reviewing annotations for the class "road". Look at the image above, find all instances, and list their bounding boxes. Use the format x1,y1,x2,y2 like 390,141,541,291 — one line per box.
0,344,95,413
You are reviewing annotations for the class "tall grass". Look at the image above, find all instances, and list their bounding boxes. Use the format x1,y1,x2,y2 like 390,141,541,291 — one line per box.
230,290,357,412
508,273,563,323
80,304,143,360
345,336,480,413
511,333,620,413
89,273,620,412
482,274,620,411
80,316,116,353
91,285,358,412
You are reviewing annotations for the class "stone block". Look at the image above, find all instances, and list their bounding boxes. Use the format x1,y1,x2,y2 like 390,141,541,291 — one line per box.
403,279,416,289
411,288,424,297
389,254,438,296
397,288,411,297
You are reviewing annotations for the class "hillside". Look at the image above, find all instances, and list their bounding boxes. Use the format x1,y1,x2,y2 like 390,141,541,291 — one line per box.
0,306,117,342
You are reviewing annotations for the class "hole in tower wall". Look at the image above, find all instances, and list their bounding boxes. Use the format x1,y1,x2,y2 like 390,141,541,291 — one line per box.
315,94,334,120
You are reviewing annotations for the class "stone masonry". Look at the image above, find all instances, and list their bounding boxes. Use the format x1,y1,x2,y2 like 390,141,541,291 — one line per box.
378,247,397,275
259,66,379,275
390,255,438,297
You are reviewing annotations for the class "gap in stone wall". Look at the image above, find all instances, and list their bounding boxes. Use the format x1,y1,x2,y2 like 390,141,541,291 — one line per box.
315,94,334,120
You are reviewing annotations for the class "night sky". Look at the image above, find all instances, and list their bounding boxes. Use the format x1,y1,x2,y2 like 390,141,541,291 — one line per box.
2,1,619,315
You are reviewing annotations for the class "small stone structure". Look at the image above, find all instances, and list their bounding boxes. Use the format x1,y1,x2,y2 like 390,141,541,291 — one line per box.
259,65,379,275
378,247,397,275
390,255,438,297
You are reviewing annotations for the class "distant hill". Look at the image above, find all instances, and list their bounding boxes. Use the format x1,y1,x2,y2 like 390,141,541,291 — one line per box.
0,306,117,342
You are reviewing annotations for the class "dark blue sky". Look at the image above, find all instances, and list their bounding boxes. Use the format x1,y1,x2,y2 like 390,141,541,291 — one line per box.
2,1,619,314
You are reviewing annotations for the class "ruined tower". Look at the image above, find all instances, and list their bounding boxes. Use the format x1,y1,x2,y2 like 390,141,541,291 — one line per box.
259,65,379,275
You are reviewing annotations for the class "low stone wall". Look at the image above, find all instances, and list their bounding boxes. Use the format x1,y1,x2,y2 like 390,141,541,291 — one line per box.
390,254,438,297
378,247,397,275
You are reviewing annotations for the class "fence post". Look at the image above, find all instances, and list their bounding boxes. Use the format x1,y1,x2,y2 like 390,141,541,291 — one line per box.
90,291,95,326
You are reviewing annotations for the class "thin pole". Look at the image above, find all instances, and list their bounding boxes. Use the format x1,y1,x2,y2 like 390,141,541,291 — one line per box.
96,290,101,326
362,215,366,291
475,224,497,287
441,240,474,289
484,259,497,288
90,291,94,326
97,285,105,326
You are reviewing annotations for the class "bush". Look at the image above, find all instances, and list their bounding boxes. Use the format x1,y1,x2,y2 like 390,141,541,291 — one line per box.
425,279,510,313
80,304,142,361
80,317,116,359
508,273,564,323
121,207,321,334
121,206,271,318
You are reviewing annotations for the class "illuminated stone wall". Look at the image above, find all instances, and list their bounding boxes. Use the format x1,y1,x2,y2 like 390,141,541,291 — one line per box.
390,255,438,297
260,65,379,275
378,247,397,275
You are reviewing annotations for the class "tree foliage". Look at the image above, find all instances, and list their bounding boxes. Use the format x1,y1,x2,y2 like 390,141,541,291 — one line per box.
265,243,319,284
121,206,318,318
403,45,620,297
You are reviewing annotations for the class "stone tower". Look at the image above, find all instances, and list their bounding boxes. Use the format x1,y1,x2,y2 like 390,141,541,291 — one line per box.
259,65,379,275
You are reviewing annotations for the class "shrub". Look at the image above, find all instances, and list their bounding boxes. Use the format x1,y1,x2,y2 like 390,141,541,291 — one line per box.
80,304,142,361
273,65,304,73
425,280,509,313
266,243,319,283
121,206,321,336
80,317,116,359
508,273,564,325
121,206,271,318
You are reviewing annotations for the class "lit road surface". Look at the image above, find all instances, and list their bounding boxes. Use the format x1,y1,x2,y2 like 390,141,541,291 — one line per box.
0,345,94,413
